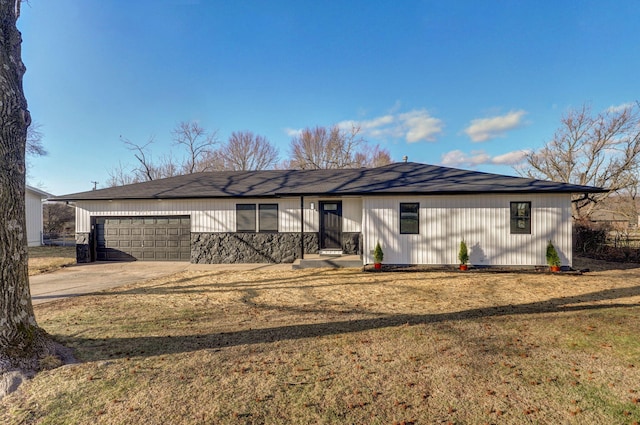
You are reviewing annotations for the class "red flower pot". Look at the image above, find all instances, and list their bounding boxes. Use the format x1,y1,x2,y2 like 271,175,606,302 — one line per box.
550,265,560,272
459,264,468,271
374,263,382,270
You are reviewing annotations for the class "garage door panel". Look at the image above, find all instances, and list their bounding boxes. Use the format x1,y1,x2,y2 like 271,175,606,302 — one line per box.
96,216,190,262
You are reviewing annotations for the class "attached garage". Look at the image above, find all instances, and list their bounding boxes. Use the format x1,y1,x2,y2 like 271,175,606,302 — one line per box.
95,216,191,261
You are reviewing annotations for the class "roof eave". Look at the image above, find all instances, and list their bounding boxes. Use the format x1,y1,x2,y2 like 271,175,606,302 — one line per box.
53,187,607,202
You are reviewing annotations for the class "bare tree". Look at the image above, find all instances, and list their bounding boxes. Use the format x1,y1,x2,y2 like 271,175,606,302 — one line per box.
108,122,217,186
110,136,182,185
520,103,640,220
212,131,279,171
106,160,143,187
354,144,393,168
26,121,46,157
1,0,70,395
122,136,158,181
288,125,392,170
43,202,75,235
25,121,46,181
172,121,218,174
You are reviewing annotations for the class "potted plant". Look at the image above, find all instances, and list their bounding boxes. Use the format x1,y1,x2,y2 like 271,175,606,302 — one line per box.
373,241,384,270
546,240,561,272
458,240,469,271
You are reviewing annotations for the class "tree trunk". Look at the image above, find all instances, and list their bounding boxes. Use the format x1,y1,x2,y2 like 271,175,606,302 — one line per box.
0,1,71,387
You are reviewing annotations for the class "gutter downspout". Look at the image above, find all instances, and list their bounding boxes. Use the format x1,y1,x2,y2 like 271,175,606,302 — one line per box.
300,195,304,260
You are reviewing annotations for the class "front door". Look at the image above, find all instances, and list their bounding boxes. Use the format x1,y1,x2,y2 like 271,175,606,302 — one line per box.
320,201,342,250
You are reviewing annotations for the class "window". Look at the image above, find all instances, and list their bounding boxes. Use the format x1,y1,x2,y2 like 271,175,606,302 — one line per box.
259,204,278,232
236,204,256,232
510,202,531,234
400,202,419,234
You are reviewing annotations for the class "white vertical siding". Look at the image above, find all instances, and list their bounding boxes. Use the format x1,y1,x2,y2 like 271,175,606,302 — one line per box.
342,198,362,232
25,191,44,246
75,196,362,235
362,194,573,267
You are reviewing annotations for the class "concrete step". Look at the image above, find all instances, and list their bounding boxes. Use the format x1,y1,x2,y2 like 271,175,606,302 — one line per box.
292,254,362,269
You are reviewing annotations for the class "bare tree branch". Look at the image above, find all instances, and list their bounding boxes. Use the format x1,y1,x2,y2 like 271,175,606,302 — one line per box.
26,121,46,157
520,102,640,220
121,136,158,181
171,121,218,174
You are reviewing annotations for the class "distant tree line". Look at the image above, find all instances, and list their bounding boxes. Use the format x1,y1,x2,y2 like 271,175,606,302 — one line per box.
106,122,393,187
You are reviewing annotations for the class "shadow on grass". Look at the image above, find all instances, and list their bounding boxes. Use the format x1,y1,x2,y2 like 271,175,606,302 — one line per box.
58,285,640,362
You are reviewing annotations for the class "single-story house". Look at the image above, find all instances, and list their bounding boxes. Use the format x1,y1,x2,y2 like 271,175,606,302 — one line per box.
26,185,50,247
50,162,604,267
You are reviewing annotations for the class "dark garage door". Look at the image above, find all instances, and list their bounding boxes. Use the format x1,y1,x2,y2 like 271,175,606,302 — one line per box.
95,216,191,261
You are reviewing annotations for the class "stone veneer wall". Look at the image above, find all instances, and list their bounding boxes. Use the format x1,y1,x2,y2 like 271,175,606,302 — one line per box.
191,232,361,264
342,232,361,255
192,232,317,264
76,232,91,263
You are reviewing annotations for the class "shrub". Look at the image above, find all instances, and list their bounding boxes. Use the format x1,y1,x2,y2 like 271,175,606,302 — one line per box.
373,241,384,263
546,240,561,267
458,240,469,265
574,221,609,255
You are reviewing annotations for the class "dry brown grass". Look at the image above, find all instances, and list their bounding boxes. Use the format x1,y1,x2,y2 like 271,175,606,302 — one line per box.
28,246,76,276
3,261,640,424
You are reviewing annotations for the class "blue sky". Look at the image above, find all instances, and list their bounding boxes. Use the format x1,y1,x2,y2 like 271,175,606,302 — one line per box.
19,0,640,195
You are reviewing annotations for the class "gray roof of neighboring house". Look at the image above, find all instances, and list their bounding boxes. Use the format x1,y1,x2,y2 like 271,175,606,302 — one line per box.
49,162,607,201
26,185,52,198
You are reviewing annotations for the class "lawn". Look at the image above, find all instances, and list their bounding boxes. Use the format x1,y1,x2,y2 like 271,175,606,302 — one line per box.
3,260,640,424
28,246,76,276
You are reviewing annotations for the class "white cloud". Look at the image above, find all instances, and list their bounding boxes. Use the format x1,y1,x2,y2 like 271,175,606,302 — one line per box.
440,149,529,168
492,150,529,165
338,109,444,143
399,110,444,143
284,127,302,138
607,102,635,113
285,108,444,143
463,110,527,142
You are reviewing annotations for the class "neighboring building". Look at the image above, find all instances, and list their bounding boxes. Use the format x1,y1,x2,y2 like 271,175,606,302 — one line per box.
50,162,605,267
26,185,50,247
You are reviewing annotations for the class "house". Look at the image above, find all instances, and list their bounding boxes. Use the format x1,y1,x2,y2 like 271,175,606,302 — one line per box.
26,185,50,247
50,162,604,267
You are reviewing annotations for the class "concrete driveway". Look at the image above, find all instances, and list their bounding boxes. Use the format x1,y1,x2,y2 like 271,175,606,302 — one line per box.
30,261,290,305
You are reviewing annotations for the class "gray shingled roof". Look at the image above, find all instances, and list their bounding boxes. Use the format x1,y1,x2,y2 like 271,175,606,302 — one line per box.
49,162,606,201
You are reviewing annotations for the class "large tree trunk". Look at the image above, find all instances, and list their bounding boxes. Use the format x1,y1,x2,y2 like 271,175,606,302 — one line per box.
0,1,72,396
0,0,38,357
